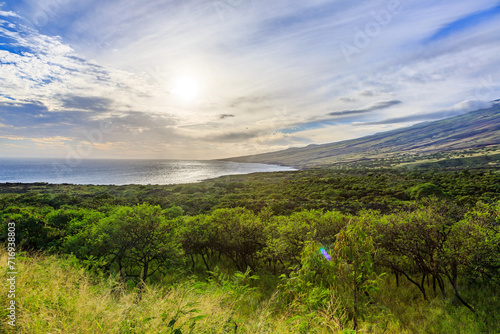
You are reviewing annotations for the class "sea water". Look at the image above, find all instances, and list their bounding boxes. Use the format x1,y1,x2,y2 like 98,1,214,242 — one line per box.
0,158,296,185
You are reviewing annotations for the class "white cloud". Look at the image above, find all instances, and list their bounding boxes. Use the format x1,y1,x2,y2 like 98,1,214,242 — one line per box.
0,2,19,18
450,100,493,113
0,0,499,159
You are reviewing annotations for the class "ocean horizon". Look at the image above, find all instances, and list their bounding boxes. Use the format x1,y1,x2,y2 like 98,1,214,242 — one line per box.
0,158,296,185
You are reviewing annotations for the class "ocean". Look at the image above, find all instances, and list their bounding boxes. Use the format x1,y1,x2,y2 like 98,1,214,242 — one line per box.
0,158,296,185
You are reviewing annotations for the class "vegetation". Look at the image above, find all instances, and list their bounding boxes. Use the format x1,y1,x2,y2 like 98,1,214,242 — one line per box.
2,166,500,216
1,167,500,333
224,106,500,168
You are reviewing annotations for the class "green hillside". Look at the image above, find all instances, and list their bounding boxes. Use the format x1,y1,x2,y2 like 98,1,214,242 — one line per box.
223,104,500,168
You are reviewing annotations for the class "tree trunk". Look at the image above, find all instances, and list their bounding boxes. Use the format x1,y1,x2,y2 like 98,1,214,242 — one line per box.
141,260,149,284
446,270,475,313
190,254,195,270
201,253,210,272
399,270,427,300
437,275,446,298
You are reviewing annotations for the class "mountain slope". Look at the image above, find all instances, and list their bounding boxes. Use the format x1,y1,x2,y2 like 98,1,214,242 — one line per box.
223,104,500,168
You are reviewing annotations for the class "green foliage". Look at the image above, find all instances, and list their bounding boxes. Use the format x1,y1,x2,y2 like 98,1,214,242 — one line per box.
207,266,259,301
205,208,266,272
90,203,184,282
406,182,445,199
277,241,346,332
163,205,184,219
331,220,381,330
178,215,213,271
264,212,317,271
1,168,500,332
370,199,500,314
1,205,50,250
453,201,500,286
277,220,382,331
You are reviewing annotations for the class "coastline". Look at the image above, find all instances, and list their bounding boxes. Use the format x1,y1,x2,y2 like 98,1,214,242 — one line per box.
0,158,297,186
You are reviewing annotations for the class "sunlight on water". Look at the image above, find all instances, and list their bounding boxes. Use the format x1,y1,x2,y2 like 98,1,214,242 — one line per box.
0,159,296,185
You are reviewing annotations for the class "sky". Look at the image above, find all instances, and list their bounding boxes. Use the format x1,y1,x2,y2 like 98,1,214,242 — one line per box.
0,0,499,160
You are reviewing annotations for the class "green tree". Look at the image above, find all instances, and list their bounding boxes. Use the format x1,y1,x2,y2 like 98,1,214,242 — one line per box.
332,219,380,330
92,203,184,283
178,214,214,271
450,201,500,287
278,219,381,331
406,183,445,200
1,206,50,250
208,208,266,272
263,211,316,273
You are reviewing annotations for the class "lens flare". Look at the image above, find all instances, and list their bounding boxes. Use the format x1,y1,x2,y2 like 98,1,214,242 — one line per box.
320,248,332,261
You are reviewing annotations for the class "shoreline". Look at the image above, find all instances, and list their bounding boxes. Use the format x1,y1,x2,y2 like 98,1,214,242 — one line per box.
0,159,298,187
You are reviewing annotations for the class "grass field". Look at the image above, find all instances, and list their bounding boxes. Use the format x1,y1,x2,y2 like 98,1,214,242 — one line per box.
2,247,499,333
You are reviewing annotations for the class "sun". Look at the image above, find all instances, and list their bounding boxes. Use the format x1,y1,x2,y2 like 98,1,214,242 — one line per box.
171,76,200,102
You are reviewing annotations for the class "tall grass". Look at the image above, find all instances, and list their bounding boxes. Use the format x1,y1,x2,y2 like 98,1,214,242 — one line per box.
375,276,500,334
0,248,294,333
1,249,498,333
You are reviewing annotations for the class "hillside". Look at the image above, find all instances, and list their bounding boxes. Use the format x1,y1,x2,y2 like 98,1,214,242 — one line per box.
223,103,500,168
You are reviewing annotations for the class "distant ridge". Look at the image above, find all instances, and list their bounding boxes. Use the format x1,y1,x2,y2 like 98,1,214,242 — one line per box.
222,104,500,168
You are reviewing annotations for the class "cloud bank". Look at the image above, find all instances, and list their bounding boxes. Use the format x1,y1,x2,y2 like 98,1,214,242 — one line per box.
0,0,499,159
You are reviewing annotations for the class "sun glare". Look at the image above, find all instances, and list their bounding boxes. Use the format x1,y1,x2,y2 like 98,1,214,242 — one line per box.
171,76,200,101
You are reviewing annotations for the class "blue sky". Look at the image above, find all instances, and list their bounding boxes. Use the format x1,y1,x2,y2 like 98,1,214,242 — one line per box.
0,0,499,159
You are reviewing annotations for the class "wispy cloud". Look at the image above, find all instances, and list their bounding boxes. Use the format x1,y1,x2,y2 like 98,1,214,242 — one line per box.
328,100,402,116
0,2,19,18
0,0,499,158
357,100,493,125
337,97,357,103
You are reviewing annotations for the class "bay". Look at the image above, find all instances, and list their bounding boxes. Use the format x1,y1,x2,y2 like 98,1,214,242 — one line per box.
0,158,296,185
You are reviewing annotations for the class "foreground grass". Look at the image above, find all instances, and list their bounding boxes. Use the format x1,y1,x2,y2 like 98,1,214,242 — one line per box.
0,251,277,333
1,249,498,333
0,249,318,333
